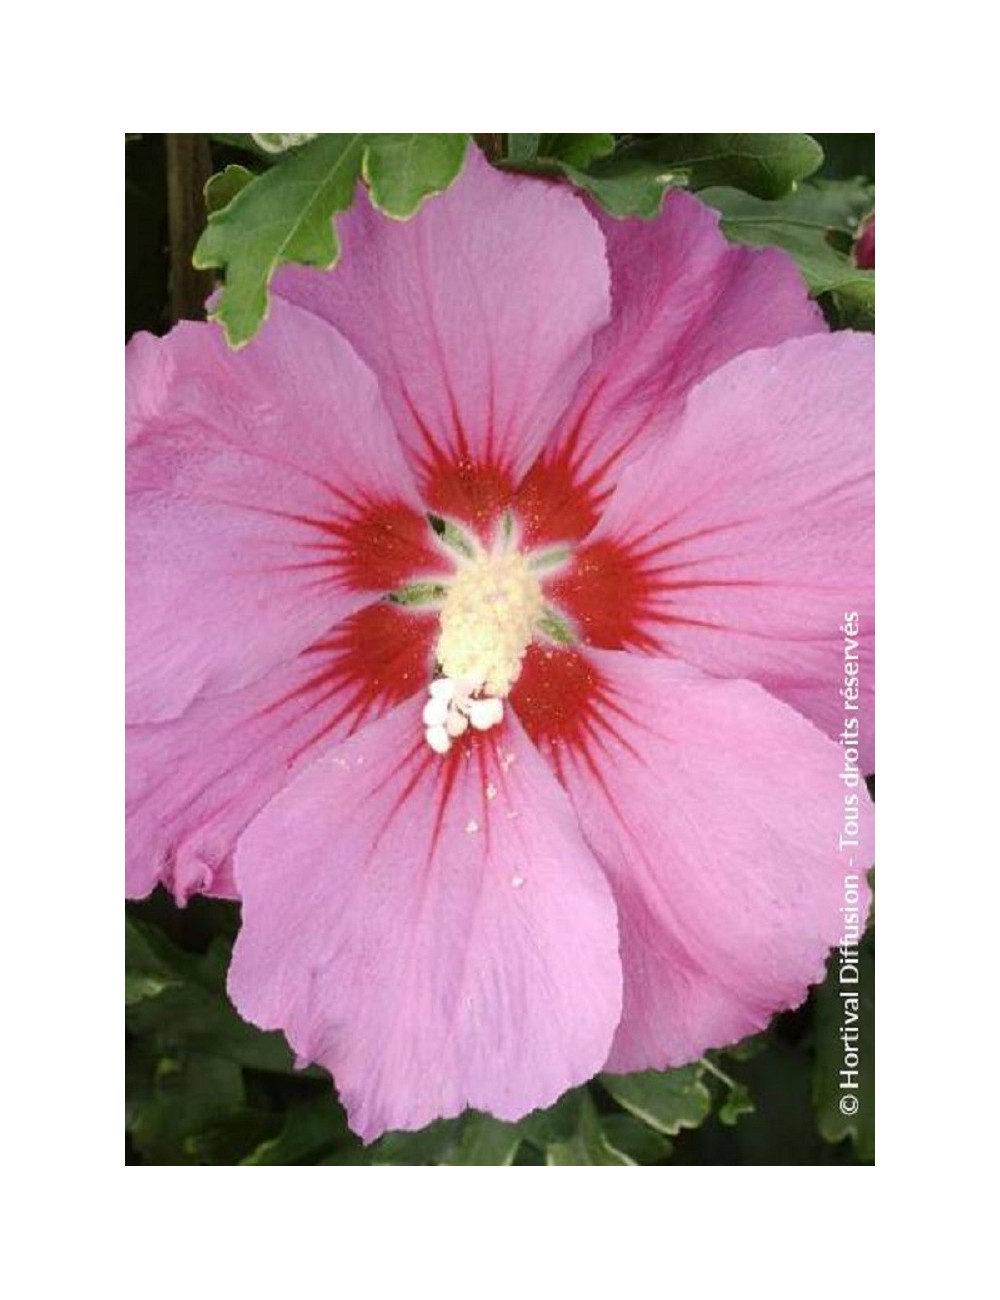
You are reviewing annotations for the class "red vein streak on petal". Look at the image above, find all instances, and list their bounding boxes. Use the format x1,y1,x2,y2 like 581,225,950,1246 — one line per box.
546,540,661,650
397,382,515,537
510,645,636,837
278,603,436,765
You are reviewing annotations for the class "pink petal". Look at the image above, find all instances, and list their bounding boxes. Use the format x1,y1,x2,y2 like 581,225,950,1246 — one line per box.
126,602,436,903
550,333,874,767
126,299,444,723
228,698,622,1141
515,191,824,546
512,646,873,1073
274,148,611,532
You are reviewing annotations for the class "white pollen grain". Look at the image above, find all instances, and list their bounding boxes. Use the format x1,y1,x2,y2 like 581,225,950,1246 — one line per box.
422,697,450,728
486,783,497,800
511,875,525,889
465,819,479,834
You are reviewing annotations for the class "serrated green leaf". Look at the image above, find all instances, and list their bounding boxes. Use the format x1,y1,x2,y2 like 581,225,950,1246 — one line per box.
204,164,255,216
194,133,366,347
601,1065,712,1136
813,935,874,1161
362,134,468,219
701,180,876,301
718,1082,755,1127
639,133,823,198
252,133,317,155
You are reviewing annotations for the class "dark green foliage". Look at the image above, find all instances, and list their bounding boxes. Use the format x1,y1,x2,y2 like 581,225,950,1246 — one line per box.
126,892,874,1165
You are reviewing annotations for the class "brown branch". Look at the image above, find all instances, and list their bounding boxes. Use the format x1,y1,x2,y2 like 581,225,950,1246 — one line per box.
165,134,215,323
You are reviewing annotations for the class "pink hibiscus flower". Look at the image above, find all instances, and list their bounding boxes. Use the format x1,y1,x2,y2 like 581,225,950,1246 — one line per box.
126,149,874,1141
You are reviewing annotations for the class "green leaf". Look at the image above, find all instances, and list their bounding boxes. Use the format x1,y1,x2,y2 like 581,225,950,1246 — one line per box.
558,154,675,218
637,133,823,198
718,1082,755,1127
701,180,876,301
826,281,875,332
369,1116,466,1165
184,1110,277,1165
194,133,365,347
362,134,468,219
813,934,875,1161
125,915,180,1005
537,134,615,168
600,1114,673,1163
671,1040,840,1165
316,1145,372,1165
502,133,821,220
601,1065,712,1136
518,1086,587,1148
200,135,469,347
125,924,303,1074
251,133,317,155
500,134,674,217
241,1095,356,1165
506,134,542,164
129,1054,246,1165
545,1092,635,1165
204,164,255,216
507,134,616,170
505,152,675,219
444,1113,522,1166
